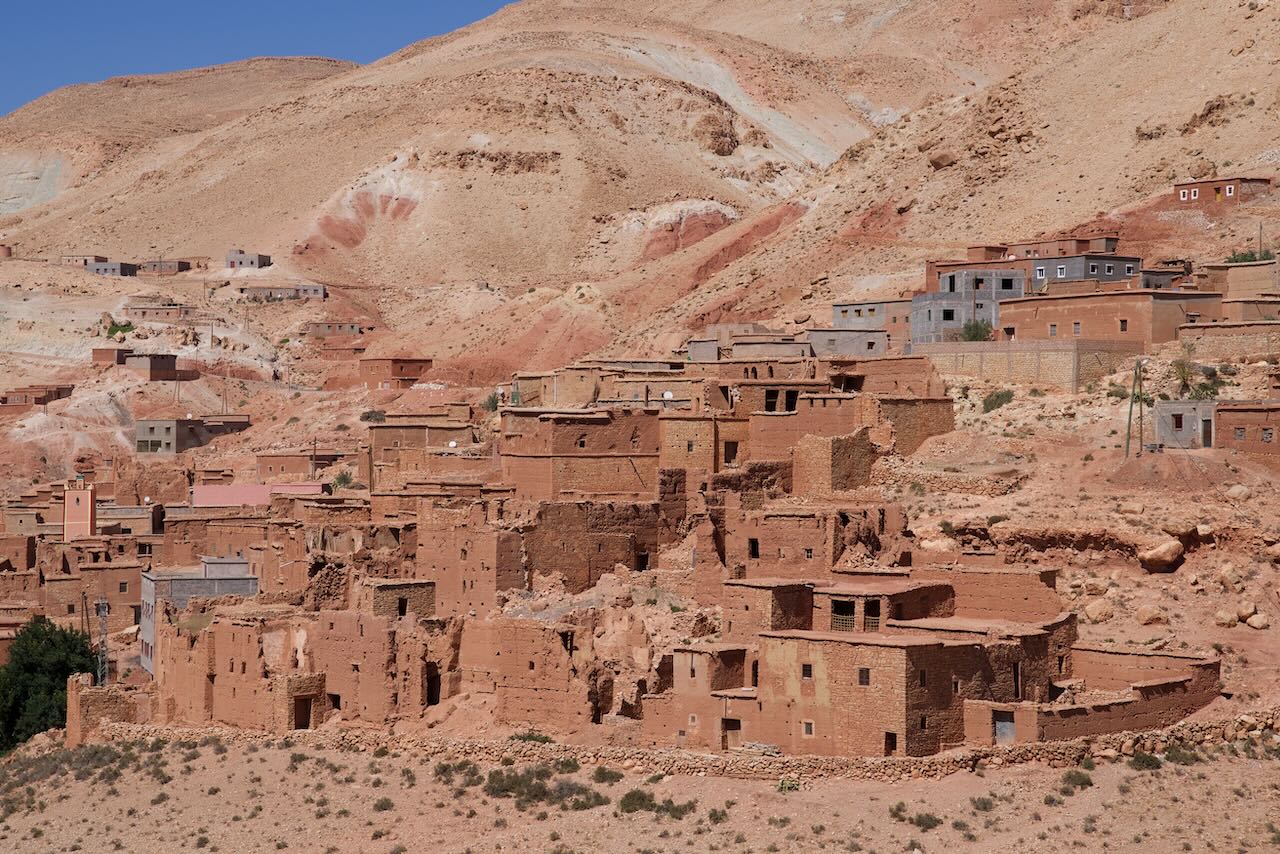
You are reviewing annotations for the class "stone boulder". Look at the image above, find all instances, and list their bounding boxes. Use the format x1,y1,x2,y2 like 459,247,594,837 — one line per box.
928,150,958,170
1213,609,1239,627
1237,601,1258,621
1226,484,1251,501
1136,605,1168,625
1084,599,1114,623
1138,539,1184,572
1246,613,1270,630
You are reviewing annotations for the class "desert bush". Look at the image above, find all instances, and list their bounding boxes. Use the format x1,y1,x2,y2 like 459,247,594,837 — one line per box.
591,766,623,784
982,389,1014,413
1128,752,1163,771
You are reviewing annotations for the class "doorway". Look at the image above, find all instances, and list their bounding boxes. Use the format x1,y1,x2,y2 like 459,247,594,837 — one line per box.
425,662,441,707
883,731,898,756
1201,419,1213,448
993,711,1016,745
721,718,743,750
722,441,739,466
292,697,313,730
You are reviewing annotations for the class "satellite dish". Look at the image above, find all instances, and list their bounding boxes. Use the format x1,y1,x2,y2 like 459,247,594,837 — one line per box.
448,440,458,448
144,496,151,504
662,390,674,399
186,412,193,419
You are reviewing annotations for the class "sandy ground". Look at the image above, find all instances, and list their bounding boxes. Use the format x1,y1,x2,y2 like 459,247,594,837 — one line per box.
2,733,1279,853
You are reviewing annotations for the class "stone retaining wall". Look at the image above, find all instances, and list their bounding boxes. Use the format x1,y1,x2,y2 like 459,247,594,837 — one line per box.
94,705,1278,784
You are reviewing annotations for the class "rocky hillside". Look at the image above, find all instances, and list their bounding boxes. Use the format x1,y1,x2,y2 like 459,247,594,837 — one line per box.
0,0,1277,379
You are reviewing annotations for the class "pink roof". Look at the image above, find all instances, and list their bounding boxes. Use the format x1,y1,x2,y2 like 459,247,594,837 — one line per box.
191,482,323,507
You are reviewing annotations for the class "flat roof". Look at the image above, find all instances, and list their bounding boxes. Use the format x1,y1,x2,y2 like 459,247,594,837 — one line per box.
1174,176,1271,186
814,579,950,596
887,615,1053,637
723,577,815,590
1001,289,1220,305
760,630,940,648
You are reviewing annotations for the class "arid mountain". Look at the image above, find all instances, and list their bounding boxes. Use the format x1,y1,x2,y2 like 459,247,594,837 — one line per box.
1,0,1278,379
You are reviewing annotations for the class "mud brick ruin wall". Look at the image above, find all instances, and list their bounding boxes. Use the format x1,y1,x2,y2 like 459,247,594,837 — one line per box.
523,501,665,594
910,566,1064,622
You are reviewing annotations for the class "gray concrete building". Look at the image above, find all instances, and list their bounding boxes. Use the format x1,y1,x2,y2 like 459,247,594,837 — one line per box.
832,299,912,330
803,328,887,357
1153,400,1218,449
1027,255,1141,291
226,249,272,269
139,555,259,673
87,261,138,277
911,269,1028,346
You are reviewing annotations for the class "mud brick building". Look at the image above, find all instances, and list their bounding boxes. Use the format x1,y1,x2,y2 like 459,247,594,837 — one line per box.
499,408,661,501
359,356,434,390
995,290,1224,347
1173,176,1272,207
1212,401,1280,454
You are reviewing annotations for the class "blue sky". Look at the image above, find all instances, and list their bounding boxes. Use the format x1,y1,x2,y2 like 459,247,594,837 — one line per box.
0,1,511,116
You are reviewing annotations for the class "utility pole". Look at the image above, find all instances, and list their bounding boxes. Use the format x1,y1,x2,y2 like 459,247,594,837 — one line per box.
1124,359,1147,458
95,597,109,685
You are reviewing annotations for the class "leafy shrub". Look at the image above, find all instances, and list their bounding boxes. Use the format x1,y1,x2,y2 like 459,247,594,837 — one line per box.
1226,249,1275,263
591,766,623,784
552,757,580,774
982,389,1014,413
372,797,394,812
960,319,993,342
483,392,501,412
1164,745,1202,765
510,730,554,744
970,796,995,812
617,788,696,818
359,410,386,423
1062,769,1093,790
1127,752,1163,771
911,813,943,831
332,471,354,489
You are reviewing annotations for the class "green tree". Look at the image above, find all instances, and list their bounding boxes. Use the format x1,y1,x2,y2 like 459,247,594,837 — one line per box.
960,319,993,342
0,617,94,751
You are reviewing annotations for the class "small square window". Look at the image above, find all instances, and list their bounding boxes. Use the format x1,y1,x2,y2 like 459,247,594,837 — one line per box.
1191,188,1199,199
942,309,955,321
1056,265,1066,278
1264,428,1274,443
118,581,128,593
1072,321,1081,336
1119,319,1128,332
1226,185,1235,197
1235,427,1247,441
801,663,813,680
686,440,694,453
1180,189,1189,201
1048,323,1058,337
1125,264,1135,275
1172,414,1184,430
1105,264,1114,275
1089,263,1098,275
858,667,870,686
803,548,813,560
802,721,814,737
1035,267,1046,280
